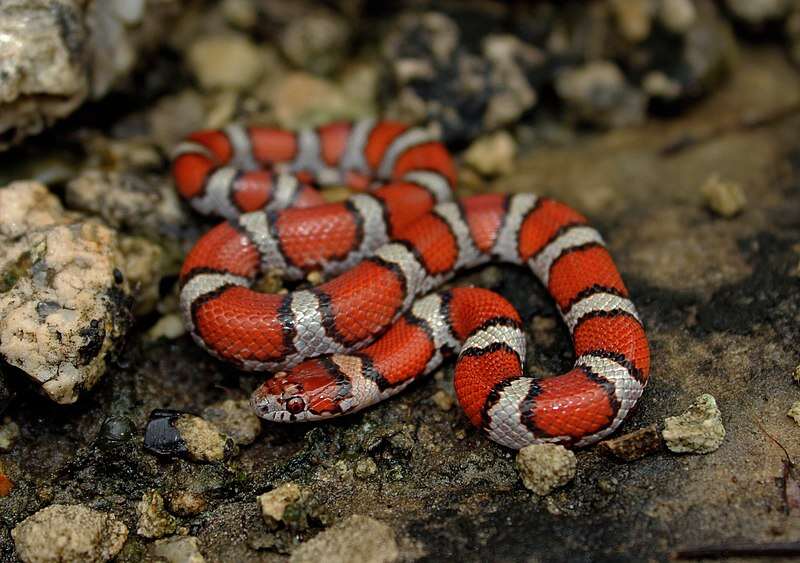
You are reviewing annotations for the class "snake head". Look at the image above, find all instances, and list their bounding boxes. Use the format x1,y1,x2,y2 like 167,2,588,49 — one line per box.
251,359,352,422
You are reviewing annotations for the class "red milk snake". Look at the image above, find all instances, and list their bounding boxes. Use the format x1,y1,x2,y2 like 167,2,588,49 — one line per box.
172,120,650,449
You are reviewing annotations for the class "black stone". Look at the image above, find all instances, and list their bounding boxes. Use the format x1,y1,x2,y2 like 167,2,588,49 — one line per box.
143,409,189,458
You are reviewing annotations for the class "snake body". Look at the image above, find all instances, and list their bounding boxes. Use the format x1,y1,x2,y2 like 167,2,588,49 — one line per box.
173,120,650,448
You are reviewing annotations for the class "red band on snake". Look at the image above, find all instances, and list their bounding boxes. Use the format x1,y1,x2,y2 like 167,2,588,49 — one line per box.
173,120,650,449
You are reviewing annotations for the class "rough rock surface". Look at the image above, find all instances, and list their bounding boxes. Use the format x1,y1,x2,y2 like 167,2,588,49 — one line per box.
0,181,132,403
662,394,726,453
515,444,577,495
0,0,181,149
11,504,127,563
150,536,206,563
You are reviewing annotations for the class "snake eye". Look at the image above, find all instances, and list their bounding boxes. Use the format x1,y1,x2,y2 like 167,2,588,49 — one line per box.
286,397,305,414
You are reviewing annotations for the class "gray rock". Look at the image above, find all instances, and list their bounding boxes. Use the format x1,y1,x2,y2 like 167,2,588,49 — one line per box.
662,394,726,454
0,0,181,149
11,504,128,563
555,61,646,128
0,182,132,404
289,515,399,563
725,0,790,25
516,443,577,496
382,13,543,143
0,418,20,452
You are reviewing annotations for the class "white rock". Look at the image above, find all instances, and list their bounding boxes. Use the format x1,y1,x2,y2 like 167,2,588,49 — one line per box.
463,131,517,177
150,536,206,563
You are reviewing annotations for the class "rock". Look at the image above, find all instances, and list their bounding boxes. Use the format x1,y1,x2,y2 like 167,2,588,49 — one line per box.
221,0,258,29
173,414,236,462
555,61,646,129
430,390,454,412
280,9,351,75
289,515,399,563
462,131,517,177
0,182,133,404
382,13,543,143
597,424,664,461
147,90,207,152
354,458,377,478
201,399,262,446
795,364,800,383
515,443,577,496
258,483,308,530
701,174,747,218
0,418,21,452
150,536,206,563
725,0,790,25
167,491,207,517
118,235,166,315
188,33,267,91
0,0,180,149
65,170,185,235
11,504,128,563
143,409,236,463
662,394,726,454
137,490,178,539
659,0,697,33
146,313,187,341
266,72,368,129
610,0,655,43
787,401,800,425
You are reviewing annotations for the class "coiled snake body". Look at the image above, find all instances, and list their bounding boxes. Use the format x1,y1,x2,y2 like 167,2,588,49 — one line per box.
173,120,650,449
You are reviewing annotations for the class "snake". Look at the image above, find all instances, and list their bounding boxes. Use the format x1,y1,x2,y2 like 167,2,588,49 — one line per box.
172,120,650,449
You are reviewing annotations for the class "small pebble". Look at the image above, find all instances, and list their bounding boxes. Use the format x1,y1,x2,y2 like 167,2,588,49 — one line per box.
787,401,800,426
0,418,20,452
137,491,178,539
258,483,307,530
701,174,747,218
662,394,726,454
146,313,187,341
462,131,516,177
289,515,399,563
515,443,577,496
431,390,454,412
167,490,208,517
173,415,236,462
354,458,377,478
188,33,266,91
610,0,654,43
12,504,128,563
794,364,800,383
150,535,206,563
659,0,697,34
202,399,262,446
